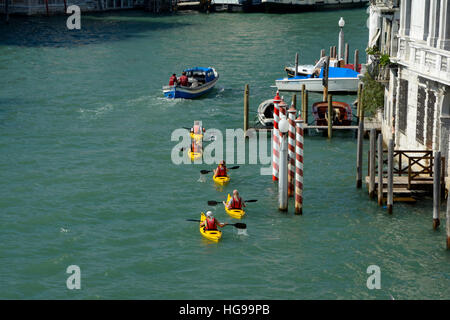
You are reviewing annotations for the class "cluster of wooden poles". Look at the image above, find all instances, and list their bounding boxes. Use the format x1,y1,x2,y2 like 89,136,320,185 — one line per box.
356,127,450,249
244,87,306,215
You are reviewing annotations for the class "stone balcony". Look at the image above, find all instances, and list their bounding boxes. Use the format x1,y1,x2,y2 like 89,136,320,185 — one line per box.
370,0,399,10
395,36,450,86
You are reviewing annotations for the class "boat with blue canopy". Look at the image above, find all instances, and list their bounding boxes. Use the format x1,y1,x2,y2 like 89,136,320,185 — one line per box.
163,67,219,99
276,56,361,93
276,66,361,93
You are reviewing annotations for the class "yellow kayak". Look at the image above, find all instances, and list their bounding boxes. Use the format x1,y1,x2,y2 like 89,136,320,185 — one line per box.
199,212,222,242
213,175,230,186
188,149,202,161
224,194,245,219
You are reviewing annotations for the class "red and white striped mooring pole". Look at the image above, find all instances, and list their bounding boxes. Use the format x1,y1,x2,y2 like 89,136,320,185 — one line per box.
287,103,296,197
295,116,304,215
272,91,281,181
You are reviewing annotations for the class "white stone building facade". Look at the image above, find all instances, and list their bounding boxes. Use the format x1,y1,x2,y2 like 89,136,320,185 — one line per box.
369,0,450,177
0,0,144,15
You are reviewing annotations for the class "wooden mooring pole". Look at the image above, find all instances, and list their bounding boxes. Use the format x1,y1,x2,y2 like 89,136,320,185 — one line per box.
356,121,364,188
320,49,325,58
323,56,330,102
447,190,450,249
327,95,333,139
377,133,383,206
357,82,363,122
295,53,299,77
301,84,306,119
447,135,450,249
345,43,349,65
354,49,359,72
304,90,308,125
291,94,297,109
433,151,441,230
387,139,394,214
244,84,249,133
369,129,376,198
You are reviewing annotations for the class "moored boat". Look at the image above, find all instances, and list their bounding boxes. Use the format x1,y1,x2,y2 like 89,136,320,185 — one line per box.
163,67,219,99
276,66,361,93
257,99,274,128
256,98,288,128
312,101,353,126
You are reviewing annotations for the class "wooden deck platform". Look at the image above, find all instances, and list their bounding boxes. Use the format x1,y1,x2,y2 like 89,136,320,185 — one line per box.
248,117,380,134
364,176,434,188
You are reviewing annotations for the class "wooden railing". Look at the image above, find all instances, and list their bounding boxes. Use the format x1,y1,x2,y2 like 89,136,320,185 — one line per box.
368,150,445,188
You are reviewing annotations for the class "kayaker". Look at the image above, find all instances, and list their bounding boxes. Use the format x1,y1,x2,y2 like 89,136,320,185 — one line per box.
191,140,201,152
169,73,177,86
214,160,228,177
224,190,246,210
200,211,227,230
178,72,189,87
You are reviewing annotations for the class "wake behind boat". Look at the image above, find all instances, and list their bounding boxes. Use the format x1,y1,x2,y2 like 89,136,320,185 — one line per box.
163,67,219,99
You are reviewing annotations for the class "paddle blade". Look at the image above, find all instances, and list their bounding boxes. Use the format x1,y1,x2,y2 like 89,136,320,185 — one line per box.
229,166,240,170
245,199,258,203
186,219,201,222
200,170,211,174
233,223,247,229
207,201,219,206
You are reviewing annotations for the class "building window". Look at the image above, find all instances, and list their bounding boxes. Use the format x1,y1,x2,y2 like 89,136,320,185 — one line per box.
426,90,436,149
416,86,426,144
405,0,412,36
424,0,430,41
398,79,409,134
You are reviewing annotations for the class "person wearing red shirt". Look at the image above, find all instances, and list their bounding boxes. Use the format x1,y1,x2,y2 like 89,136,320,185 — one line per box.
178,71,189,87
169,74,177,86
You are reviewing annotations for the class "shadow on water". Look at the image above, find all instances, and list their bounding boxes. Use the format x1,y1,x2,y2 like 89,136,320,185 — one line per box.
0,10,194,48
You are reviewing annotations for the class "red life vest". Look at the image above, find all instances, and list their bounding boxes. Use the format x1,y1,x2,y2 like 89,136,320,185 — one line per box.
169,76,177,86
230,196,242,209
205,217,217,230
179,75,188,86
191,142,199,152
216,165,227,177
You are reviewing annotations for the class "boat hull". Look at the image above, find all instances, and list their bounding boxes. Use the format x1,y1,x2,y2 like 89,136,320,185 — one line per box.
275,77,359,93
261,0,368,13
163,70,219,99
312,101,353,127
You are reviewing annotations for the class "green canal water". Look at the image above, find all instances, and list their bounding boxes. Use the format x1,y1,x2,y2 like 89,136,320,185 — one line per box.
1,9,449,300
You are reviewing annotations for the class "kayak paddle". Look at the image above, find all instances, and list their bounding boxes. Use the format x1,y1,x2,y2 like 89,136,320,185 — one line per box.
207,199,257,206
186,219,247,229
200,166,240,174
